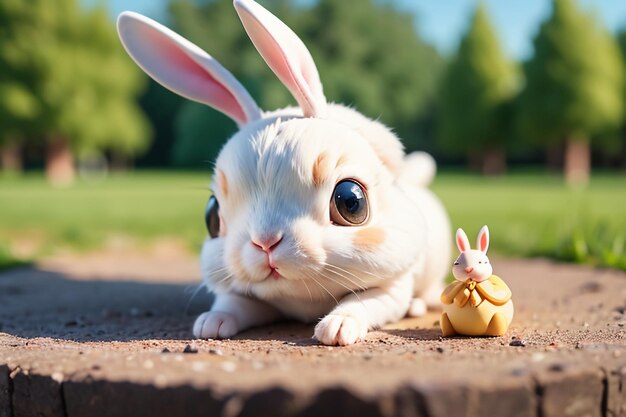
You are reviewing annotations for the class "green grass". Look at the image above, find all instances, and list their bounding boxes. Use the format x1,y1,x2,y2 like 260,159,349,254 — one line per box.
0,171,213,255
0,170,625,270
432,171,626,270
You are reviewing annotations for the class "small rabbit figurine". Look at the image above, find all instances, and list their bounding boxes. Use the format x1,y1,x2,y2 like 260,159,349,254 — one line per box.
440,226,513,337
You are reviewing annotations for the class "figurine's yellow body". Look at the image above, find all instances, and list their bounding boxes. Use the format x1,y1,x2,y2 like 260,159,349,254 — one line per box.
440,275,513,336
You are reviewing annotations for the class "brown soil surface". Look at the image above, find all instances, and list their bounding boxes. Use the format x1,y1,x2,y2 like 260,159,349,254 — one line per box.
0,252,625,417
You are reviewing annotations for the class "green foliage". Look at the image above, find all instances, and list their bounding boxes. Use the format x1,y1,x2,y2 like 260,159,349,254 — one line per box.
168,0,443,166
172,102,237,167
0,0,43,141
0,0,151,157
438,3,518,157
517,0,624,145
549,220,626,270
302,0,444,150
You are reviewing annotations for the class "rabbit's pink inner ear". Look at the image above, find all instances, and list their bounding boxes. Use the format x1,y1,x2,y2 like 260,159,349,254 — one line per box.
156,40,248,124
456,230,469,252
234,0,327,118
456,236,467,252
117,12,258,126
478,227,489,252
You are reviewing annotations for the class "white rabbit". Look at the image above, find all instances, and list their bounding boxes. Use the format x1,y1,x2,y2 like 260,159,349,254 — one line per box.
117,0,451,346
440,226,514,337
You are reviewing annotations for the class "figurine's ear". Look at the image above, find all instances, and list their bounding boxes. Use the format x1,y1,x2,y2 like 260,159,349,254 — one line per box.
456,228,470,253
477,225,489,253
234,0,327,118
117,11,262,126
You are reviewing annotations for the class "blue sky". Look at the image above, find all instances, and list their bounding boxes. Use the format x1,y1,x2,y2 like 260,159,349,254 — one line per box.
94,0,626,60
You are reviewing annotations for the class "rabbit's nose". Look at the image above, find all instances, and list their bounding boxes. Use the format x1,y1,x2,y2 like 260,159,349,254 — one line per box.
465,267,474,273
251,233,283,254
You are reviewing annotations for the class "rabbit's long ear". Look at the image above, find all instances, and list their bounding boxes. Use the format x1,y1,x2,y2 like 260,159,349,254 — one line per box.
234,0,327,118
117,11,262,126
477,225,489,253
456,228,470,253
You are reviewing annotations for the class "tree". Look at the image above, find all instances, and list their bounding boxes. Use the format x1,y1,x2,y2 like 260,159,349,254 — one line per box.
517,0,624,185
437,3,518,175
615,29,626,167
302,0,444,151
168,0,444,167
0,0,151,184
0,0,42,173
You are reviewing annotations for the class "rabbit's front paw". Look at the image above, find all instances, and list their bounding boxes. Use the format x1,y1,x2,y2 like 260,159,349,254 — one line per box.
193,311,240,339
314,314,368,346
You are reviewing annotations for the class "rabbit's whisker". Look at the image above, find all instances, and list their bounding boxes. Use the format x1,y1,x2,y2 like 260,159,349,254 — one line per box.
299,277,313,302
302,270,339,305
184,284,206,314
322,267,367,293
323,263,369,287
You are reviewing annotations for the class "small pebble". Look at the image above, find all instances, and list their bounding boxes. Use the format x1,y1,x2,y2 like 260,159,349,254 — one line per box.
436,347,445,353
183,344,198,354
161,348,171,353
208,348,223,356
509,340,527,347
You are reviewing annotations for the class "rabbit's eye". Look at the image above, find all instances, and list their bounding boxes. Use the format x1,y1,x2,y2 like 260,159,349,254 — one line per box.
454,262,460,265
330,180,369,226
205,196,220,238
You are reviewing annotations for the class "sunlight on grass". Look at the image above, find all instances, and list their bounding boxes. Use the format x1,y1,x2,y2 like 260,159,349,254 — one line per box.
0,170,625,270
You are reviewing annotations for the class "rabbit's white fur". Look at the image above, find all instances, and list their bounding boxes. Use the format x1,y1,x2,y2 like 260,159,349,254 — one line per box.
117,0,451,346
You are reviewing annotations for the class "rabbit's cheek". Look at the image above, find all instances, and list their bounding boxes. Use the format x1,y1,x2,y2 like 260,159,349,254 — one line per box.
353,227,385,252
225,246,247,280
292,218,326,264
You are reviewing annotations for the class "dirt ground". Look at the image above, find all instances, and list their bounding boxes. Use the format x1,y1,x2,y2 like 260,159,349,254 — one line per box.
0,250,625,417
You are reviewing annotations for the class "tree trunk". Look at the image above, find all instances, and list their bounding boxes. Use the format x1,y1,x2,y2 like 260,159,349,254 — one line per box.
481,148,507,176
45,136,75,186
564,137,590,186
0,141,22,173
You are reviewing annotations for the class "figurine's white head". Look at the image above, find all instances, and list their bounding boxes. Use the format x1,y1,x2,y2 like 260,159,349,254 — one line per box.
452,226,492,282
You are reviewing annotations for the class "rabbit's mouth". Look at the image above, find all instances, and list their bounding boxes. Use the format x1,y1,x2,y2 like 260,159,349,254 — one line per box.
265,268,282,280
466,275,488,283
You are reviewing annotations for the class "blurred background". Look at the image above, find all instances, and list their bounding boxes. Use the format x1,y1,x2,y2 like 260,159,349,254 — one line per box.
0,0,625,272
